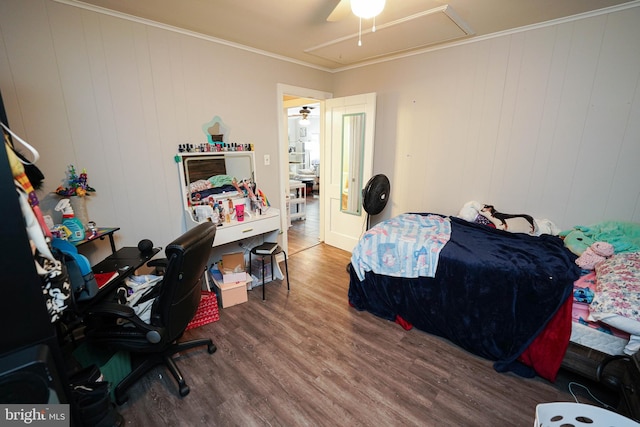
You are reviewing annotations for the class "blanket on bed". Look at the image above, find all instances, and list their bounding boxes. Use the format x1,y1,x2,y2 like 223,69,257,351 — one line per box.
351,213,451,281
348,215,580,381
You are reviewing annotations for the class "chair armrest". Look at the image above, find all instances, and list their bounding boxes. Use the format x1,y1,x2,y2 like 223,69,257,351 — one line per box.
87,302,152,331
87,302,135,318
86,302,166,344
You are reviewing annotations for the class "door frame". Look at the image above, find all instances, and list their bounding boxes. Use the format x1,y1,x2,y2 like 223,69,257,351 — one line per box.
276,84,332,253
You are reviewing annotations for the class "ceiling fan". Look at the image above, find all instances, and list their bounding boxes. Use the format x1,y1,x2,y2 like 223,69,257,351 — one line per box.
327,0,386,46
288,106,314,118
327,0,386,22
288,106,315,126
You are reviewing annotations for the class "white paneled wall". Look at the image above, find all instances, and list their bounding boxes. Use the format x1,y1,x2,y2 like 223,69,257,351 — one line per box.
0,0,331,262
333,5,640,230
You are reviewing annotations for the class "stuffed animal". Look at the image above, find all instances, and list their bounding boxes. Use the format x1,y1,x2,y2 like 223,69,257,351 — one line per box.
560,228,594,256
573,287,594,304
575,241,614,270
457,200,482,222
456,201,561,236
479,204,536,235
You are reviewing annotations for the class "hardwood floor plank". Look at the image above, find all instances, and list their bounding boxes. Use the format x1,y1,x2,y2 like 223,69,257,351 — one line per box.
115,241,601,426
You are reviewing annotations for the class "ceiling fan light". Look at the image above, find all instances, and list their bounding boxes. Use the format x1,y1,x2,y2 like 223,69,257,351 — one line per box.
351,0,385,19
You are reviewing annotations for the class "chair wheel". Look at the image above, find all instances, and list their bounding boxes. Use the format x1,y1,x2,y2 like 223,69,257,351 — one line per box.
208,343,217,354
179,384,190,397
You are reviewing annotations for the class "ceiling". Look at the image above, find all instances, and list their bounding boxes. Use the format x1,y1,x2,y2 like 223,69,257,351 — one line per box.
60,0,638,71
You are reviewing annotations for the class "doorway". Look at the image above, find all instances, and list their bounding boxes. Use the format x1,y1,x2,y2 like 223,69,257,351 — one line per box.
277,84,333,255
285,99,321,255
277,85,377,255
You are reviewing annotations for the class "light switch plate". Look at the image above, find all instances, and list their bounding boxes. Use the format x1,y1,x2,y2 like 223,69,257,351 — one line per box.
264,154,270,166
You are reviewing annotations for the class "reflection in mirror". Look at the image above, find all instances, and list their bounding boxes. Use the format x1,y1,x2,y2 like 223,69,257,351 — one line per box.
340,113,366,215
183,152,254,205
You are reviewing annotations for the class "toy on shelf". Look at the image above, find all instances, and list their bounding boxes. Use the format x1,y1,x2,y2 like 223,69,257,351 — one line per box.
55,198,85,242
55,165,95,197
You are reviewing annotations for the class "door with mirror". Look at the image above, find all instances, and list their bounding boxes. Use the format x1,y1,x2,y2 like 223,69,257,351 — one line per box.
324,93,376,252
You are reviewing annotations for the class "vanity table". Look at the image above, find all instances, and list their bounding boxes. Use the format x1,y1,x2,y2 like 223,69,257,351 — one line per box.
175,151,281,250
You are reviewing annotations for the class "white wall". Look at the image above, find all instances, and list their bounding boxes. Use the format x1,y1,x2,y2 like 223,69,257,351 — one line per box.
0,0,332,262
2,0,639,263
332,5,640,230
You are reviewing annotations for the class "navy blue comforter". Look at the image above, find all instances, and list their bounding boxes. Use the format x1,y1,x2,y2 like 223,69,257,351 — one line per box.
348,215,580,375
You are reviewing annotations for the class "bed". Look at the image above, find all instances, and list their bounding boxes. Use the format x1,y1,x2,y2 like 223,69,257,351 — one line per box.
561,223,640,381
348,212,640,382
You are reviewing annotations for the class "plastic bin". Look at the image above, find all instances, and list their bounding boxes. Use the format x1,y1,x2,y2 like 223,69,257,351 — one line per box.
534,402,639,427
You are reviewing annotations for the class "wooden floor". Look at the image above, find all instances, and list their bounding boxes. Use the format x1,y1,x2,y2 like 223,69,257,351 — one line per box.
113,217,611,426
286,193,320,255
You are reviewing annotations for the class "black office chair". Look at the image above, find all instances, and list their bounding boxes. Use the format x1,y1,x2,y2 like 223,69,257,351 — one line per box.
84,222,217,405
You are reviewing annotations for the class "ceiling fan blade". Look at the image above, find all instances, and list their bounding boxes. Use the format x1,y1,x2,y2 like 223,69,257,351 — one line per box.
327,0,351,22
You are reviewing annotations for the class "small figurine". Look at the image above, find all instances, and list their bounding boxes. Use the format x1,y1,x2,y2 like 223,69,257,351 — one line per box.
87,221,99,239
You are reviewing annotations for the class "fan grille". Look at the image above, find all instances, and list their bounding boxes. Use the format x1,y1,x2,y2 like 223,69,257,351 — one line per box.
362,174,390,216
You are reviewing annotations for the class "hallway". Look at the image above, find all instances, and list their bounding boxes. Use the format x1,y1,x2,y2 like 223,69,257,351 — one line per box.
287,193,320,255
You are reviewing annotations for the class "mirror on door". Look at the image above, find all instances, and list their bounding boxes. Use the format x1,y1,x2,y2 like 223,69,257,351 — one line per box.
340,112,366,215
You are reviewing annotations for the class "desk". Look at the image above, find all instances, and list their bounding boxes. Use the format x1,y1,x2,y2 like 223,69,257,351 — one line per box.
74,227,120,254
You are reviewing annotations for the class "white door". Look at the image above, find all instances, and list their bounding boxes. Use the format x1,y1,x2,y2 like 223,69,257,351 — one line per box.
323,93,376,252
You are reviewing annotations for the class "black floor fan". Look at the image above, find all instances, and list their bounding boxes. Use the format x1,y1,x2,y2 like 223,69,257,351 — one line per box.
347,174,391,273
362,174,391,230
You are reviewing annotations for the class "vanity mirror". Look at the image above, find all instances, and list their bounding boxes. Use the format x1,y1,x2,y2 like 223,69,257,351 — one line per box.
175,151,281,247
175,116,280,248
177,151,255,217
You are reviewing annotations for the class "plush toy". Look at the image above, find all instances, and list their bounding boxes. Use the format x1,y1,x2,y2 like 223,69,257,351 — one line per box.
479,204,536,235
559,228,593,256
562,222,640,254
573,287,594,304
575,241,614,270
457,201,560,236
457,200,482,222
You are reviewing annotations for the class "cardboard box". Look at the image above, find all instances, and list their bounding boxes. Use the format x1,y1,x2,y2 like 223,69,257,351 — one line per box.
219,252,246,284
210,266,249,308
213,279,248,308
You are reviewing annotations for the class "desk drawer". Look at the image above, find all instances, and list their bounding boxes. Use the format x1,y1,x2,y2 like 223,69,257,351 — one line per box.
213,211,280,247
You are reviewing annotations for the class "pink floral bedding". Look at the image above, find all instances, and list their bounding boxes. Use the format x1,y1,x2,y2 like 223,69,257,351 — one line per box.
591,252,640,322
572,272,629,340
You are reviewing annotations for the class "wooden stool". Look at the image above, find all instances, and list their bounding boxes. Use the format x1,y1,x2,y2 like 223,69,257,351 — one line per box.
249,245,290,300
